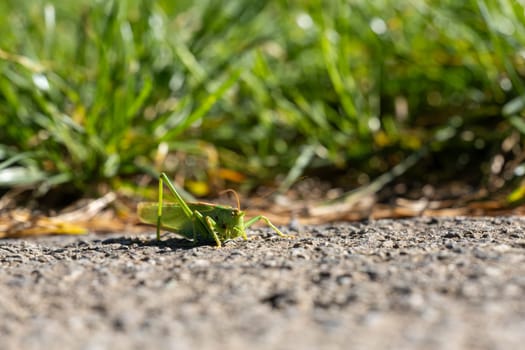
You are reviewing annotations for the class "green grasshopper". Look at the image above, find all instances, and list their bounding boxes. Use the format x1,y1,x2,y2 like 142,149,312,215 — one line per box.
137,173,288,247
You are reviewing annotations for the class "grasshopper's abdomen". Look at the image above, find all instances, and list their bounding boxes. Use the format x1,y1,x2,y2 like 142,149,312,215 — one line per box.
137,202,195,239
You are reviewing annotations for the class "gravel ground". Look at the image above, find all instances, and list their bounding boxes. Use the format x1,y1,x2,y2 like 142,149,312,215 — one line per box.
1,217,524,350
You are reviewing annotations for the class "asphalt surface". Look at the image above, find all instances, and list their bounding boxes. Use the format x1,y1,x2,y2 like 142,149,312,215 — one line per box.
1,217,524,350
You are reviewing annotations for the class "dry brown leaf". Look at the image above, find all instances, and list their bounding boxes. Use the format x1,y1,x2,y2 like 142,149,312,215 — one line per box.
0,210,87,238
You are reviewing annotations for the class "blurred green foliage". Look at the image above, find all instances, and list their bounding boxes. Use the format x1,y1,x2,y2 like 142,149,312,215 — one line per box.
0,0,524,199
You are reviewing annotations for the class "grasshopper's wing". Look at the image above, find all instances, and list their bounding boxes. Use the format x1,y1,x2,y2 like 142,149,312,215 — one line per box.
137,202,194,236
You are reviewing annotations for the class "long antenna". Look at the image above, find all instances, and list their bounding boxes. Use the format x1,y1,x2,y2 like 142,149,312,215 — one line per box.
219,189,241,210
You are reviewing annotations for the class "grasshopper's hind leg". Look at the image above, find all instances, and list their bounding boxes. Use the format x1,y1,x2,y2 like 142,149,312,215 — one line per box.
156,172,195,241
156,173,164,240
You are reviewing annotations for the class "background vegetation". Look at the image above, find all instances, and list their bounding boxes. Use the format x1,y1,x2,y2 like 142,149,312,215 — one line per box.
1,0,525,204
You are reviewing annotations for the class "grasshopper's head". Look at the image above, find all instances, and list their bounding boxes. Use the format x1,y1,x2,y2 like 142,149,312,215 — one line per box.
223,208,245,241
212,190,246,242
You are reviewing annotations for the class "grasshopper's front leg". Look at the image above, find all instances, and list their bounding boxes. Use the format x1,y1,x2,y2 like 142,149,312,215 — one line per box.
205,216,222,247
192,210,222,247
234,226,248,241
244,215,289,238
